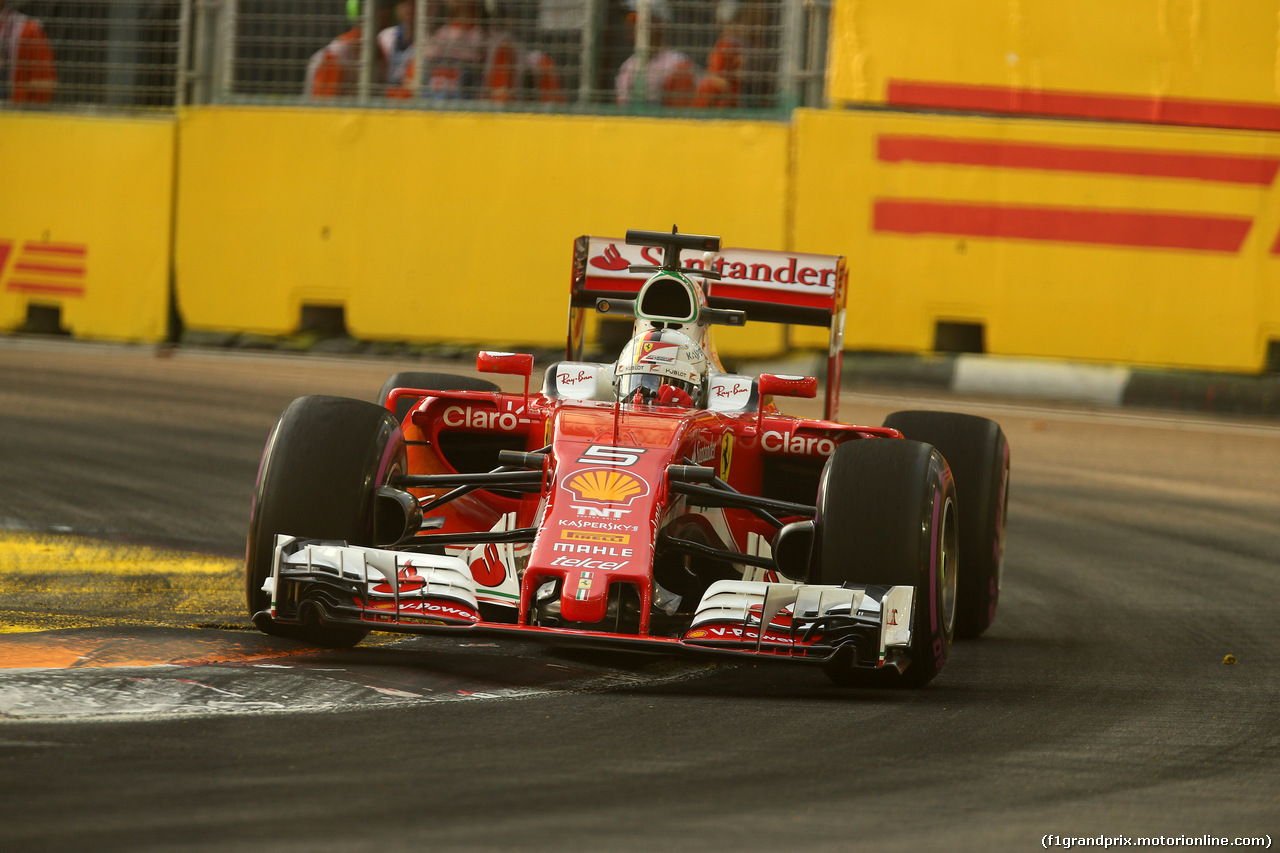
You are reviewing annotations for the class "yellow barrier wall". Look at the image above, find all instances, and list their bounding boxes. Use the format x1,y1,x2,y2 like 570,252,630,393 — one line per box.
8,104,1278,372
175,107,791,354
830,1,1280,128
0,114,174,342
791,108,1280,372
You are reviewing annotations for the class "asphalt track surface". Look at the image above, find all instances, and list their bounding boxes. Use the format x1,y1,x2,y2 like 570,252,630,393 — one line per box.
1,339,1277,852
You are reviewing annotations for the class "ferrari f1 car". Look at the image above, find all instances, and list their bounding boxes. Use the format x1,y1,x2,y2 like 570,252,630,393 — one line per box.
246,228,1010,687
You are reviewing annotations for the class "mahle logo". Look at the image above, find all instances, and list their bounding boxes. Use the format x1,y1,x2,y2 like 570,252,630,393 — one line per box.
563,468,649,505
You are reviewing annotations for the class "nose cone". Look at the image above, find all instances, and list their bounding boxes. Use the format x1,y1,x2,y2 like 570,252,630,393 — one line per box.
558,568,613,623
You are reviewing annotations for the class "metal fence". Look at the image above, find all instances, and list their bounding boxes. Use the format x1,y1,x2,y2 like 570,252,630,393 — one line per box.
1,1,179,109
1,0,826,113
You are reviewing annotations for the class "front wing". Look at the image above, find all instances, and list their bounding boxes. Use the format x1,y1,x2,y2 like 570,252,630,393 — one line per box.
260,536,915,671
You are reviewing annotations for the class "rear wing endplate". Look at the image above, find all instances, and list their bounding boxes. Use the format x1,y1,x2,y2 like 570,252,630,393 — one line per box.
569,235,848,421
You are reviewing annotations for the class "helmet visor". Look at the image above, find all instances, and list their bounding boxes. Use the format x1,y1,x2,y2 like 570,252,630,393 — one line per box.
618,372,697,402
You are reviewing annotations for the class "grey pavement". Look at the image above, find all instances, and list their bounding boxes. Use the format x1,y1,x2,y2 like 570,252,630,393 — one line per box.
9,330,1279,419
746,350,1280,419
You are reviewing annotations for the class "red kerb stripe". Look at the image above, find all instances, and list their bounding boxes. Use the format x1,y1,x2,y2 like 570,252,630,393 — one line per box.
873,199,1252,252
886,80,1280,134
877,135,1280,185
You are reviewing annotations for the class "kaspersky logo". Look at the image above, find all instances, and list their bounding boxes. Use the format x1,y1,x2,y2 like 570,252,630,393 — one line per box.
562,468,649,505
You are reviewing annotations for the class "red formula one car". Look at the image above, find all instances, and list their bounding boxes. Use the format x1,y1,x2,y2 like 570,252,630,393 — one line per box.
246,229,1009,687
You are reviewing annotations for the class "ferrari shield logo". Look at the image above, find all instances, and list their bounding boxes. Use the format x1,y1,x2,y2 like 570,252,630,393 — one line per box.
638,341,679,363
718,433,735,480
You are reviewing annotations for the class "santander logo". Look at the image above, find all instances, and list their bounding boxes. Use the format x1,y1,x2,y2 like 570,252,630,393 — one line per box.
584,237,838,295
590,244,630,271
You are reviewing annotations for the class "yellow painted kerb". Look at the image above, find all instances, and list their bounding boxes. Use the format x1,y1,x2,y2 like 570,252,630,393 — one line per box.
0,531,242,634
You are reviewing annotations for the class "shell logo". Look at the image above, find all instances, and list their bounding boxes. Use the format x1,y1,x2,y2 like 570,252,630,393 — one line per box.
564,468,649,505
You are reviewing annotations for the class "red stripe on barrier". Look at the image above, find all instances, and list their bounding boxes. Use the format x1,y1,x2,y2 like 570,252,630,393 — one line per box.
6,281,86,296
873,199,1252,252
13,262,85,276
1270,230,1280,255
885,80,1280,134
877,135,1280,185
21,242,87,256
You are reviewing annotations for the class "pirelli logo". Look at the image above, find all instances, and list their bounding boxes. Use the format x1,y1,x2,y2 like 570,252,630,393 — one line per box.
560,530,630,545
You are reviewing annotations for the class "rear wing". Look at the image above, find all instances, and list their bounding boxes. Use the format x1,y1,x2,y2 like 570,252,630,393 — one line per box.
569,235,848,421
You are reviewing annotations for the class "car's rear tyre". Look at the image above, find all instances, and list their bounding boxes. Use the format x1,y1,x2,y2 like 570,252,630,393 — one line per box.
883,411,1009,639
245,395,406,648
812,439,958,688
375,371,500,422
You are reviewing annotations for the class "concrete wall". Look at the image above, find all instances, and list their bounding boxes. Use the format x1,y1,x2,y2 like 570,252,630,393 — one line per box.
828,0,1280,133
791,108,1280,372
173,107,792,356
0,113,174,342
4,97,1278,371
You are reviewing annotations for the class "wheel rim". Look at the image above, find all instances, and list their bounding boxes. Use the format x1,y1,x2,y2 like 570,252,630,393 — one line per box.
995,463,1010,594
940,495,958,635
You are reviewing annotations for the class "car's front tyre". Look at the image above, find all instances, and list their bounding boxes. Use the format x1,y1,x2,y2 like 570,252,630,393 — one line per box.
812,438,958,688
883,411,1009,639
245,395,406,648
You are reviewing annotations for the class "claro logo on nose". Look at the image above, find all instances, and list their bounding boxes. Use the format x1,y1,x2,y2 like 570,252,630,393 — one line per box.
442,406,519,431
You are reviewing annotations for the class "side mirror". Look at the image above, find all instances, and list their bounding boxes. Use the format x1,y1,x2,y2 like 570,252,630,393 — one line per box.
477,351,533,401
758,373,817,399
477,351,534,377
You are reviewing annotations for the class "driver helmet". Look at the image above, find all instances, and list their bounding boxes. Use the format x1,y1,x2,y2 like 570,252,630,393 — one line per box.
615,329,709,407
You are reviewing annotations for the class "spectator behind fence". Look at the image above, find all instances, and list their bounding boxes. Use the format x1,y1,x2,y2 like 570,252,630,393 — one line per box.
486,2,564,104
615,0,696,108
415,0,488,99
386,0,563,103
693,0,771,108
0,0,56,104
305,0,393,98
378,0,419,93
